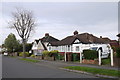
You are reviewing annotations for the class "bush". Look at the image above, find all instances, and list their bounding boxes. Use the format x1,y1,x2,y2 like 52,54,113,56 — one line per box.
19,52,29,57
116,47,120,58
83,50,98,60
49,50,59,57
59,54,64,60
42,50,49,57
102,58,110,65
30,54,36,58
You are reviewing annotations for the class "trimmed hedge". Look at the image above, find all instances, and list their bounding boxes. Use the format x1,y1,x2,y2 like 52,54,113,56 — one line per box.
116,47,120,58
83,50,98,60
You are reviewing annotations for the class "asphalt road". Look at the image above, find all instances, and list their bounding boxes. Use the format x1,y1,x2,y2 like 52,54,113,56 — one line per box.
2,56,99,78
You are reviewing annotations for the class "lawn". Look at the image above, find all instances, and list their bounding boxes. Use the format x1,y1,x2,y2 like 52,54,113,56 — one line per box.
20,58,39,63
64,66,120,77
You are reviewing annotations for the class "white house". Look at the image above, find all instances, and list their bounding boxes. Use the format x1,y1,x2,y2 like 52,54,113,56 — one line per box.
47,31,107,53
31,33,59,55
32,31,112,59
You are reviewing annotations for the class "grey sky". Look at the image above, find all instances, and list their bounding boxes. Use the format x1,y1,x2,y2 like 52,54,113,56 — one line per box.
0,2,118,45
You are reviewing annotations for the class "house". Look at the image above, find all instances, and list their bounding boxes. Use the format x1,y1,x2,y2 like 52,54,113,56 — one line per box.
100,36,119,50
31,33,59,55
47,31,115,61
47,31,111,60
117,33,120,46
0,45,2,54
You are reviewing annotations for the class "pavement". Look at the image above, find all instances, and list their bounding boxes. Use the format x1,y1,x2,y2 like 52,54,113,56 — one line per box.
28,57,119,71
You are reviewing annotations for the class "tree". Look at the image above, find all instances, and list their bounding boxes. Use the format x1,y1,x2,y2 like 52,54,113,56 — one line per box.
9,8,36,58
4,33,20,53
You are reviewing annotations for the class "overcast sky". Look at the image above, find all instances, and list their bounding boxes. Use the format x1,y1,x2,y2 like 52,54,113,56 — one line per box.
0,2,118,45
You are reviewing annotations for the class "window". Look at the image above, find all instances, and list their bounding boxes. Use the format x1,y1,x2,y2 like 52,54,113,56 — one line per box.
90,47,98,51
68,45,70,51
76,46,79,51
49,46,51,51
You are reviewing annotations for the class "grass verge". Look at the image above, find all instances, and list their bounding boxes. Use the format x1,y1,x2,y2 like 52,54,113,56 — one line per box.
64,66,120,77
20,58,39,63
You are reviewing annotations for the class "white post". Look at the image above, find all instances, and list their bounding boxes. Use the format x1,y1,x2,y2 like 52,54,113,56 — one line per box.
110,49,114,66
98,50,101,65
64,52,66,62
64,46,67,62
80,52,82,63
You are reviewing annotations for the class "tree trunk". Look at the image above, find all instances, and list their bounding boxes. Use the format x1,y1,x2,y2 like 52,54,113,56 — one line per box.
53,56,56,61
22,39,26,58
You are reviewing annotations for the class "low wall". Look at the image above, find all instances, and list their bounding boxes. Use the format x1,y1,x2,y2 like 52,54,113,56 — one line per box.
82,59,98,65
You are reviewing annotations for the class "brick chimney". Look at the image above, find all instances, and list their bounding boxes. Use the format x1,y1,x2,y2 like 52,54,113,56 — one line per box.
73,30,78,35
100,36,102,38
45,33,49,37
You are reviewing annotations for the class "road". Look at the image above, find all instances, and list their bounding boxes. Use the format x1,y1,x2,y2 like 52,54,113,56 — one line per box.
2,56,99,78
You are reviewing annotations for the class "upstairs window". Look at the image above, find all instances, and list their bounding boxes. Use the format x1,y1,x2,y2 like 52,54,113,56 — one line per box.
76,46,79,51
68,45,70,51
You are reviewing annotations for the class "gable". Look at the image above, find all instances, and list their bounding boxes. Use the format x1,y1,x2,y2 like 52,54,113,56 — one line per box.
33,41,37,47
37,41,45,50
73,39,81,44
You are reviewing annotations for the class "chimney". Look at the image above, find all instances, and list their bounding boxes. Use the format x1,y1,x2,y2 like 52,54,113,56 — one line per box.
100,36,102,38
45,33,49,37
73,30,78,35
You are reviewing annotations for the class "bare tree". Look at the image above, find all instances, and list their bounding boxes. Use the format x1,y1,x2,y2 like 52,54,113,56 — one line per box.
9,8,36,58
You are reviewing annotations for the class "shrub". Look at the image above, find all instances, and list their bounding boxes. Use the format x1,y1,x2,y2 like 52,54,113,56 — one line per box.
30,54,36,58
83,50,98,60
42,50,49,57
49,50,59,57
102,58,110,65
19,52,29,57
116,47,120,58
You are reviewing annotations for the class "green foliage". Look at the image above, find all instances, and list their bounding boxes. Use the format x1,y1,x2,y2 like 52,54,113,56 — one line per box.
19,52,29,57
102,58,110,65
116,47,120,58
25,43,32,52
30,54,36,58
72,53,79,61
49,50,59,57
4,33,20,52
83,50,98,60
42,50,50,56
20,58,39,63
64,66,120,77
15,43,32,52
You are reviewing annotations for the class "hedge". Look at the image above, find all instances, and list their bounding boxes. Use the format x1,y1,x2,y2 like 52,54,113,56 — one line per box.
116,47,120,58
19,52,29,57
49,50,59,57
42,50,49,57
83,50,98,60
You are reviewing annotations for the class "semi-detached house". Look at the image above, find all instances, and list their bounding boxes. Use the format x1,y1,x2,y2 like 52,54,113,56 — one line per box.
32,31,118,58
47,31,107,53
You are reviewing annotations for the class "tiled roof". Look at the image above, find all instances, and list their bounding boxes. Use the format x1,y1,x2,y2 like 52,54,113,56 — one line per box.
40,36,59,43
35,39,39,44
117,33,120,37
101,37,111,44
49,33,106,46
